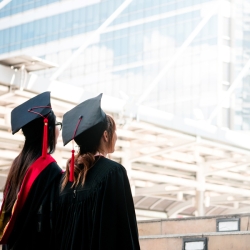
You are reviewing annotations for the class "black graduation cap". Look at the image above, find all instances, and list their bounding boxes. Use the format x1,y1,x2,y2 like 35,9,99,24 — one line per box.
62,93,106,182
62,93,106,146
11,91,52,158
11,91,51,134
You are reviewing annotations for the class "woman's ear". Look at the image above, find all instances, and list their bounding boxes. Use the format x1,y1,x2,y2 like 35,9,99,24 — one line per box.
103,130,108,142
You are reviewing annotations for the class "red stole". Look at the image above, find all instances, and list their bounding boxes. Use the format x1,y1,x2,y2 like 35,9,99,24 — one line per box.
0,154,56,244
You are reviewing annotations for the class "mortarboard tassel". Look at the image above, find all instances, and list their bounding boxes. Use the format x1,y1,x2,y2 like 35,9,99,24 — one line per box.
42,118,48,159
27,105,51,159
70,147,75,182
69,115,83,182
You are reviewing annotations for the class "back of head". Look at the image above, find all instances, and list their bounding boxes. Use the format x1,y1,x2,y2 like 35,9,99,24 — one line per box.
62,114,116,189
22,111,56,155
74,120,106,155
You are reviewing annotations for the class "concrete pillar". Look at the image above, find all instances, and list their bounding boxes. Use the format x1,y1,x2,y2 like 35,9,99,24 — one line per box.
195,146,205,216
20,65,28,91
121,147,135,196
196,190,205,216
121,148,131,180
4,112,11,128
216,0,224,127
196,165,206,216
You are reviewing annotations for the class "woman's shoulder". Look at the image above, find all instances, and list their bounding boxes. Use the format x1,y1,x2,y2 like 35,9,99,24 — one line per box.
39,161,62,179
47,161,62,172
87,157,126,183
95,157,125,172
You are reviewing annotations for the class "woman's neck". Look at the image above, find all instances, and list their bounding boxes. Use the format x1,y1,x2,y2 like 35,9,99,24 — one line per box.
94,151,106,157
97,139,110,157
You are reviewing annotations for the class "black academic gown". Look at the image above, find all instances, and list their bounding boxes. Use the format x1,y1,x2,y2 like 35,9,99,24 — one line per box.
53,157,140,250
2,161,62,250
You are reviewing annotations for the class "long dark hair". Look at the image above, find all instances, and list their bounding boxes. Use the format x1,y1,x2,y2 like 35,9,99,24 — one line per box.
3,111,56,214
62,115,116,189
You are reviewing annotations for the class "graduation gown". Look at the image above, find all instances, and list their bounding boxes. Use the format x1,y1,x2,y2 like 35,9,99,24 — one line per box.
0,155,62,250
53,156,140,250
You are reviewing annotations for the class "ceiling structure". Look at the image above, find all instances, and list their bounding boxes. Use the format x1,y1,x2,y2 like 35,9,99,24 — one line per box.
0,55,58,72
1,61,250,220
0,88,250,220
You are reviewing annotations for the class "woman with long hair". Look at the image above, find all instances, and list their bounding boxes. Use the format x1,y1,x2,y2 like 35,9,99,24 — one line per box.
53,94,140,249
0,92,62,250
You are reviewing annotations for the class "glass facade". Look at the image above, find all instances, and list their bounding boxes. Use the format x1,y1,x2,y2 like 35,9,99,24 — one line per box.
0,0,59,18
0,0,123,53
232,0,250,130
0,0,249,130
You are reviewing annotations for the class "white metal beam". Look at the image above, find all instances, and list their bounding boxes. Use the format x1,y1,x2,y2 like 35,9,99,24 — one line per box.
149,198,165,210
135,209,168,219
136,157,198,172
136,185,182,196
205,206,218,215
209,58,250,122
0,0,98,30
134,196,148,207
206,162,250,176
167,199,194,218
204,157,242,166
104,3,203,33
136,5,218,105
130,139,178,151
202,140,250,157
0,92,15,100
0,0,11,10
127,121,196,141
131,170,250,197
132,163,195,179
213,171,250,182
224,206,250,215
50,0,133,81
130,141,197,162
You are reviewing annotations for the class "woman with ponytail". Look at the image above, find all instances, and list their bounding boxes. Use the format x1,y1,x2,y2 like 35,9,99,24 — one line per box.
0,92,62,250
53,94,140,250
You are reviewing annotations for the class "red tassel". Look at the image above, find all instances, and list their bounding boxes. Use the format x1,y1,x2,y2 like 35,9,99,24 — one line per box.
42,118,48,159
68,116,82,183
69,149,75,182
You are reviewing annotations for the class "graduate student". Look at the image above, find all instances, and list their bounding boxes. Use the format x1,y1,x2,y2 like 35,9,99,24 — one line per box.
53,93,140,250
0,92,62,250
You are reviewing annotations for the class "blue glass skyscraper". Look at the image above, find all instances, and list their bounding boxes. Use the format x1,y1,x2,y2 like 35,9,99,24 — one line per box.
0,0,248,130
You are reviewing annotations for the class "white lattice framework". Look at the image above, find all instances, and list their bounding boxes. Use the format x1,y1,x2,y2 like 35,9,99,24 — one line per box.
1,63,250,220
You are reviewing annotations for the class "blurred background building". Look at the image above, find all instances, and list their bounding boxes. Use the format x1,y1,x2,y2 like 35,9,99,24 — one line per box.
1,0,250,129
1,0,250,219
